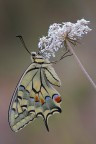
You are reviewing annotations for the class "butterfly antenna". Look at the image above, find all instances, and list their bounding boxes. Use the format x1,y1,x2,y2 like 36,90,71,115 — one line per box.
16,35,31,55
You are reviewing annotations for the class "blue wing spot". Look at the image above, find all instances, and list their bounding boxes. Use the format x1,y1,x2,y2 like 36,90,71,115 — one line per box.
52,94,58,99
30,97,34,102
45,96,51,101
19,85,25,91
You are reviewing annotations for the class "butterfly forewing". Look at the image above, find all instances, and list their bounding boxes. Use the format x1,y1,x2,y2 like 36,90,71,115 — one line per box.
8,55,62,132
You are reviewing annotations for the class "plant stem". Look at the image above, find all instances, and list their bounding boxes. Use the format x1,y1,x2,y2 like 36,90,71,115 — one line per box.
66,40,96,90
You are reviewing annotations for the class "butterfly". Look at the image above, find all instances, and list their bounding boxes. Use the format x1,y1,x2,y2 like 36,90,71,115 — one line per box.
8,36,62,132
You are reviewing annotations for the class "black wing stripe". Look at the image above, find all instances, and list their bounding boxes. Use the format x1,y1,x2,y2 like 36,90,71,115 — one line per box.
17,96,22,100
44,67,59,82
26,67,39,74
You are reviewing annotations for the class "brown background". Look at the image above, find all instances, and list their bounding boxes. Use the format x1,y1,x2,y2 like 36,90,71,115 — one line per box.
0,0,96,144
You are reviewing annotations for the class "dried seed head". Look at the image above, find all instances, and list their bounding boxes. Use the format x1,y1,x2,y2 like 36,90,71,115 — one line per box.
38,19,91,59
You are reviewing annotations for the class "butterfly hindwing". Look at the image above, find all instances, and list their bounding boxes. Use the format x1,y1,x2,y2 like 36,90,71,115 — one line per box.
9,60,62,132
40,68,62,130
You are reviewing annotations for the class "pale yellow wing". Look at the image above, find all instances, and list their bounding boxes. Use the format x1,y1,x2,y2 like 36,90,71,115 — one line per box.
8,63,62,132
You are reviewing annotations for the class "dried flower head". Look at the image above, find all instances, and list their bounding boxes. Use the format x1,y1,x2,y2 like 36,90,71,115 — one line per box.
38,19,91,59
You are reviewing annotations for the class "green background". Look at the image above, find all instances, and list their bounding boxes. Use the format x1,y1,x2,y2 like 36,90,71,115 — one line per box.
0,0,96,144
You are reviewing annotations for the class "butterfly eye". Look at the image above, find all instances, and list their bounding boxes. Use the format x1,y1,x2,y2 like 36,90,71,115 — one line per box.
31,52,37,57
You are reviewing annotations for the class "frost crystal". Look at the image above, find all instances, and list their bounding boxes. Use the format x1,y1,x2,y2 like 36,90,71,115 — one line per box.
38,19,91,59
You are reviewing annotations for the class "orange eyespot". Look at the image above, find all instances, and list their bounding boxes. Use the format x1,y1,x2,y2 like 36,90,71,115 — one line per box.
40,98,45,105
53,94,61,103
54,96,61,103
35,95,39,102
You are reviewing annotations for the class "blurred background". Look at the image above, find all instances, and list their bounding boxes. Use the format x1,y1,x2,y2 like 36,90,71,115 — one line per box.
0,0,96,144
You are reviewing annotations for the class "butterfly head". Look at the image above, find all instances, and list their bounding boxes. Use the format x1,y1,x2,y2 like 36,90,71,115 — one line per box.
31,52,45,63
31,52,37,57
